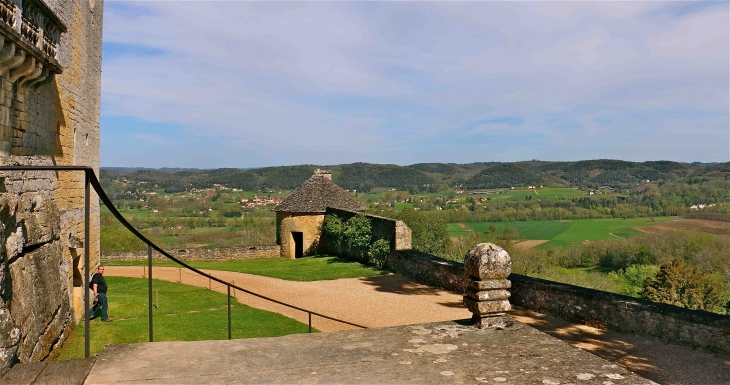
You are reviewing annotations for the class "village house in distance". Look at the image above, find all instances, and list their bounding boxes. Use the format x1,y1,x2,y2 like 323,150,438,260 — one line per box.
274,169,366,259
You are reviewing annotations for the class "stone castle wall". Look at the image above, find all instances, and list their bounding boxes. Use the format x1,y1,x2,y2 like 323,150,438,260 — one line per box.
385,250,730,355
0,0,103,373
102,245,281,262
321,208,411,258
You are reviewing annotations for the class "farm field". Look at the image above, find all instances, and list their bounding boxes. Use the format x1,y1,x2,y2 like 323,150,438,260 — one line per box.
490,187,589,201
642,219,730,236
448,217,680,248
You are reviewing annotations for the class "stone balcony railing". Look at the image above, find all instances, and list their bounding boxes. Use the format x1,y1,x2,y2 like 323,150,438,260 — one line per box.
0,0,66,88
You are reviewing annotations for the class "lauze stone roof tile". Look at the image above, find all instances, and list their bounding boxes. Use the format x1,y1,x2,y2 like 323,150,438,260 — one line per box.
274,174,367,213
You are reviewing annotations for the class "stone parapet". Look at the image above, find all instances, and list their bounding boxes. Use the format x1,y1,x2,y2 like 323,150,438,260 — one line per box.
383,249,730,355
509,274,730,355
323,208,412,257
102,245,281,262
387,249,466,292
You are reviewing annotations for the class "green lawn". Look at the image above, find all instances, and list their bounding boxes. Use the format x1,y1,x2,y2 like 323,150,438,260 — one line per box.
57,277,312,359
448,217,678,248
104,255,389,281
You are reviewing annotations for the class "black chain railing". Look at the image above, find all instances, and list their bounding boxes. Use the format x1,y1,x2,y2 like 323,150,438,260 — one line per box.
0,166,366,359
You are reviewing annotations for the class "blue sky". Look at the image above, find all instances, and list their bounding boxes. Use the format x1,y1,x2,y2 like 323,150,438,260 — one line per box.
101,1,729,168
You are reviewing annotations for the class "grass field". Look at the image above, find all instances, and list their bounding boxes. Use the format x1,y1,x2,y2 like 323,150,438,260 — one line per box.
104,256,390,281
391,202,416,210
492,188,587,201
57,277,311,359
519,188,587,200
464,220,574,240
446,223,471,237
448,217,678,248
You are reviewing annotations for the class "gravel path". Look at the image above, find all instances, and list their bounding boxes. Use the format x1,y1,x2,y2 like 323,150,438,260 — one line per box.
105,266,730,384
105,266,468,331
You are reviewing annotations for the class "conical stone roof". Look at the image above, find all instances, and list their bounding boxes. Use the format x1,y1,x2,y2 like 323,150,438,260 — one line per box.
274,174,367,213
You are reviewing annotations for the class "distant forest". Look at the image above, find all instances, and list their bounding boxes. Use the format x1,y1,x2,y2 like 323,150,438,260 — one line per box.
102,160,729,193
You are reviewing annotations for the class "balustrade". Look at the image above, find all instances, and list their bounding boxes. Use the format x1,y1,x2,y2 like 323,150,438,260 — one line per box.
0,0,65,89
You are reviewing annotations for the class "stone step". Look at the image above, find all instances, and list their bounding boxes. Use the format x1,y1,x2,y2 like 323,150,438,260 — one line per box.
0,358,95,385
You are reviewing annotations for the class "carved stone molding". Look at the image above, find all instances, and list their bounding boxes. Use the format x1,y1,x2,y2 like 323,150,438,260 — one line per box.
0,0,65,89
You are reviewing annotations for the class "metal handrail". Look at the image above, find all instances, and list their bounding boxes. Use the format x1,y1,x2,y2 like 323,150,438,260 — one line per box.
0,166,366,358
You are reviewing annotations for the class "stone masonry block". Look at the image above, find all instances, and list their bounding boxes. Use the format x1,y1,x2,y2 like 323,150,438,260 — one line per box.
465,277,511,291
466,288,511,301
463,297,511,315
463,243,511,280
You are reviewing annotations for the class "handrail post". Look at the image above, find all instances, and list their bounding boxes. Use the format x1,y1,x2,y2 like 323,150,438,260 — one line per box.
227,285,232,340
84,170,90,359
148,244,153,342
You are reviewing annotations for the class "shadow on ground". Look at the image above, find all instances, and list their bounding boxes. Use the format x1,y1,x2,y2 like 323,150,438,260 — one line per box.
356,274,446,295
510,306,730,385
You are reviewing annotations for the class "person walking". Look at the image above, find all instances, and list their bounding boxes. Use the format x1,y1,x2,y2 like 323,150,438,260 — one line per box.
89,265,112,322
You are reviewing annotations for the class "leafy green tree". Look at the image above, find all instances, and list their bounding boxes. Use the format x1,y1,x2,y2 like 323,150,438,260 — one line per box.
488,225,498,239
608,264,659,297
395,209,449,255
101,225,146,251
501,227,519,242
640,259,725,311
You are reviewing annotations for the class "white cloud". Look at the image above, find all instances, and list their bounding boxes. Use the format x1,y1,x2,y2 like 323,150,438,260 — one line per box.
100,1,730,166
647,10,729,66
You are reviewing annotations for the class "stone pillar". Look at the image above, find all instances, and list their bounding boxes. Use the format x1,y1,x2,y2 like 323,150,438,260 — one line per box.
463,243,512,328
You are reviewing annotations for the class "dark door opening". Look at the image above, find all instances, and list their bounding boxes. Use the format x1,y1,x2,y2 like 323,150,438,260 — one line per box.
292,232,304,258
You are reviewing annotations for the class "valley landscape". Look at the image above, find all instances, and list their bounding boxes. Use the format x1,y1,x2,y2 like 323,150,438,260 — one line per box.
99,159,730,315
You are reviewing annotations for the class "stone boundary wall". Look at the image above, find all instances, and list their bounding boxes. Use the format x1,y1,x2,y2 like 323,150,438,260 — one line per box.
388,250,466,292
102,245,281,262
322,208,412,257
385,250,730,355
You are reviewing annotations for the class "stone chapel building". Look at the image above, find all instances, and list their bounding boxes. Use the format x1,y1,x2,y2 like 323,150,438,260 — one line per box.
274,170,366,259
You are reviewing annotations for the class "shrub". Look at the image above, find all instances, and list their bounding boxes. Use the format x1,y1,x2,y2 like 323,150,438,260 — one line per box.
640,258,725,311
343,215,372,262
321,214,344,248
368,239,391,268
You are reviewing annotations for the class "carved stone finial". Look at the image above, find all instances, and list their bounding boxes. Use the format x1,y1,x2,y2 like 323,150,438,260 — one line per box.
462,243,512,328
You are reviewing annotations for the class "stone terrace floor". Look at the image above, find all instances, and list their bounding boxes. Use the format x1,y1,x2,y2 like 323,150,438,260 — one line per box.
85,318,654,385
2,269,729,384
